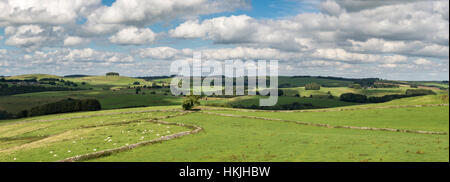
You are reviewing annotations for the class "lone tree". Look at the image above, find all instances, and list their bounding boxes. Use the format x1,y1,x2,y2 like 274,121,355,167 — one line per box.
305,83,321,90
135,87,141,94
106,72,120,76
182,95,200,110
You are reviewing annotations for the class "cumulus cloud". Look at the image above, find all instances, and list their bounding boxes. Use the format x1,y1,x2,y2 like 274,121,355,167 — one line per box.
170,0,449,59
64,36,89,46
383,55,408,64
82,0,250,34
4,25,65,51
169,15,315,51
109,27,156,45
136,46,305,61
310,48,382,63
0,0,101,26
321,0,345,16
330,0,442,12
349,39,449,58
22,48,134,65
0,0,448,80
135,47,192,60
414,58,433,65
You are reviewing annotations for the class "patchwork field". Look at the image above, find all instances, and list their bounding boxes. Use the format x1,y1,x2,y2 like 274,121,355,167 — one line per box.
0,95,448,162
1,74,448,162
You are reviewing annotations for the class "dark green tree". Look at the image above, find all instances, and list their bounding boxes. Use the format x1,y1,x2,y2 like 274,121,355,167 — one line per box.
182,95,200,110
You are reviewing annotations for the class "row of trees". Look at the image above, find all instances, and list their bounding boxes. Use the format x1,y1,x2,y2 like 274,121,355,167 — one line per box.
17,98,101,118
106,72,120,76
1,98,102,120
0,84,82,96
340,89,436,103
372,83,400,88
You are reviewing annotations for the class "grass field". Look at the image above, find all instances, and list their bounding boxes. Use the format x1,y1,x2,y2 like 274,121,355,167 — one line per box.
5,74,62,80
0,74,448,162
203,96,359,108
278,76,354,87
281,86,447,97
0,110,187,162
0,95,448,162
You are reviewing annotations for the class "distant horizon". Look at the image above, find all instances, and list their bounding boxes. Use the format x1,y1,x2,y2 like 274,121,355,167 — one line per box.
1,73,448,82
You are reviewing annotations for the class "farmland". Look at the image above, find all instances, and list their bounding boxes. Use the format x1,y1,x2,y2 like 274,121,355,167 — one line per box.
0,74,448,162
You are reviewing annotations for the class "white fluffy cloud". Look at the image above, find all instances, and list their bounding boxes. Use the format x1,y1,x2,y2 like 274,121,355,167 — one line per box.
311,48,381,63
82,0,250,34
64,36,89,46
136,46,306,61
0,0,448,80
170,0,449,58
349,39,449,58
109,27,156,45
135,47,192,60
330,0,445,13
0,0,101,26
4,25,64,51
414,58,433,65
23,48,134,64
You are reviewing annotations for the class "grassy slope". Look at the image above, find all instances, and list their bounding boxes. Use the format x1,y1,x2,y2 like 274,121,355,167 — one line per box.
0,94,448,162
209,106,449,132
147,76,355,88
5,74,61,80
204,96,359,108
282,87,447,97
92,112,448,162
278,76,354,87
0,111,187,162
65,76,152,88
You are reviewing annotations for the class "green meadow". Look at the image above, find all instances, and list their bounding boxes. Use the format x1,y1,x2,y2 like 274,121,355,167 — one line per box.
0,74,448,162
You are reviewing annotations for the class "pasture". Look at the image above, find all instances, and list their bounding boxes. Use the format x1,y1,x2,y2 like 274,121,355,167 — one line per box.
0,95,448,162
0,74,448,162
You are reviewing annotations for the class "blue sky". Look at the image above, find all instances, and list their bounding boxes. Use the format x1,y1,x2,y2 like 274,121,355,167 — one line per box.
0,0,448,80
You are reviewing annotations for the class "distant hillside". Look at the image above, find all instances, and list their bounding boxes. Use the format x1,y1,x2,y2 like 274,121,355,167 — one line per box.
64,75,152,86
6,74,61,80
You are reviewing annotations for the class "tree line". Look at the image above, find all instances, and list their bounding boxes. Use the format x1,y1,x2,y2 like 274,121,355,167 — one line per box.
0,84,83,96
340,89,436,103
1,98,101,120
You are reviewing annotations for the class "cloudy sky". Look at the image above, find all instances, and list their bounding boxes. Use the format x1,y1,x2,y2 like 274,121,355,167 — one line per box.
0,0,448,80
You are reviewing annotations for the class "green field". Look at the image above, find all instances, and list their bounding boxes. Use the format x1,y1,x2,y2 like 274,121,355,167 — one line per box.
65,76,153,88
278,76,354,87
5,74,62,80
281,86,447,97
0,74,448,162
203,96,359,108
0,95,448,162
